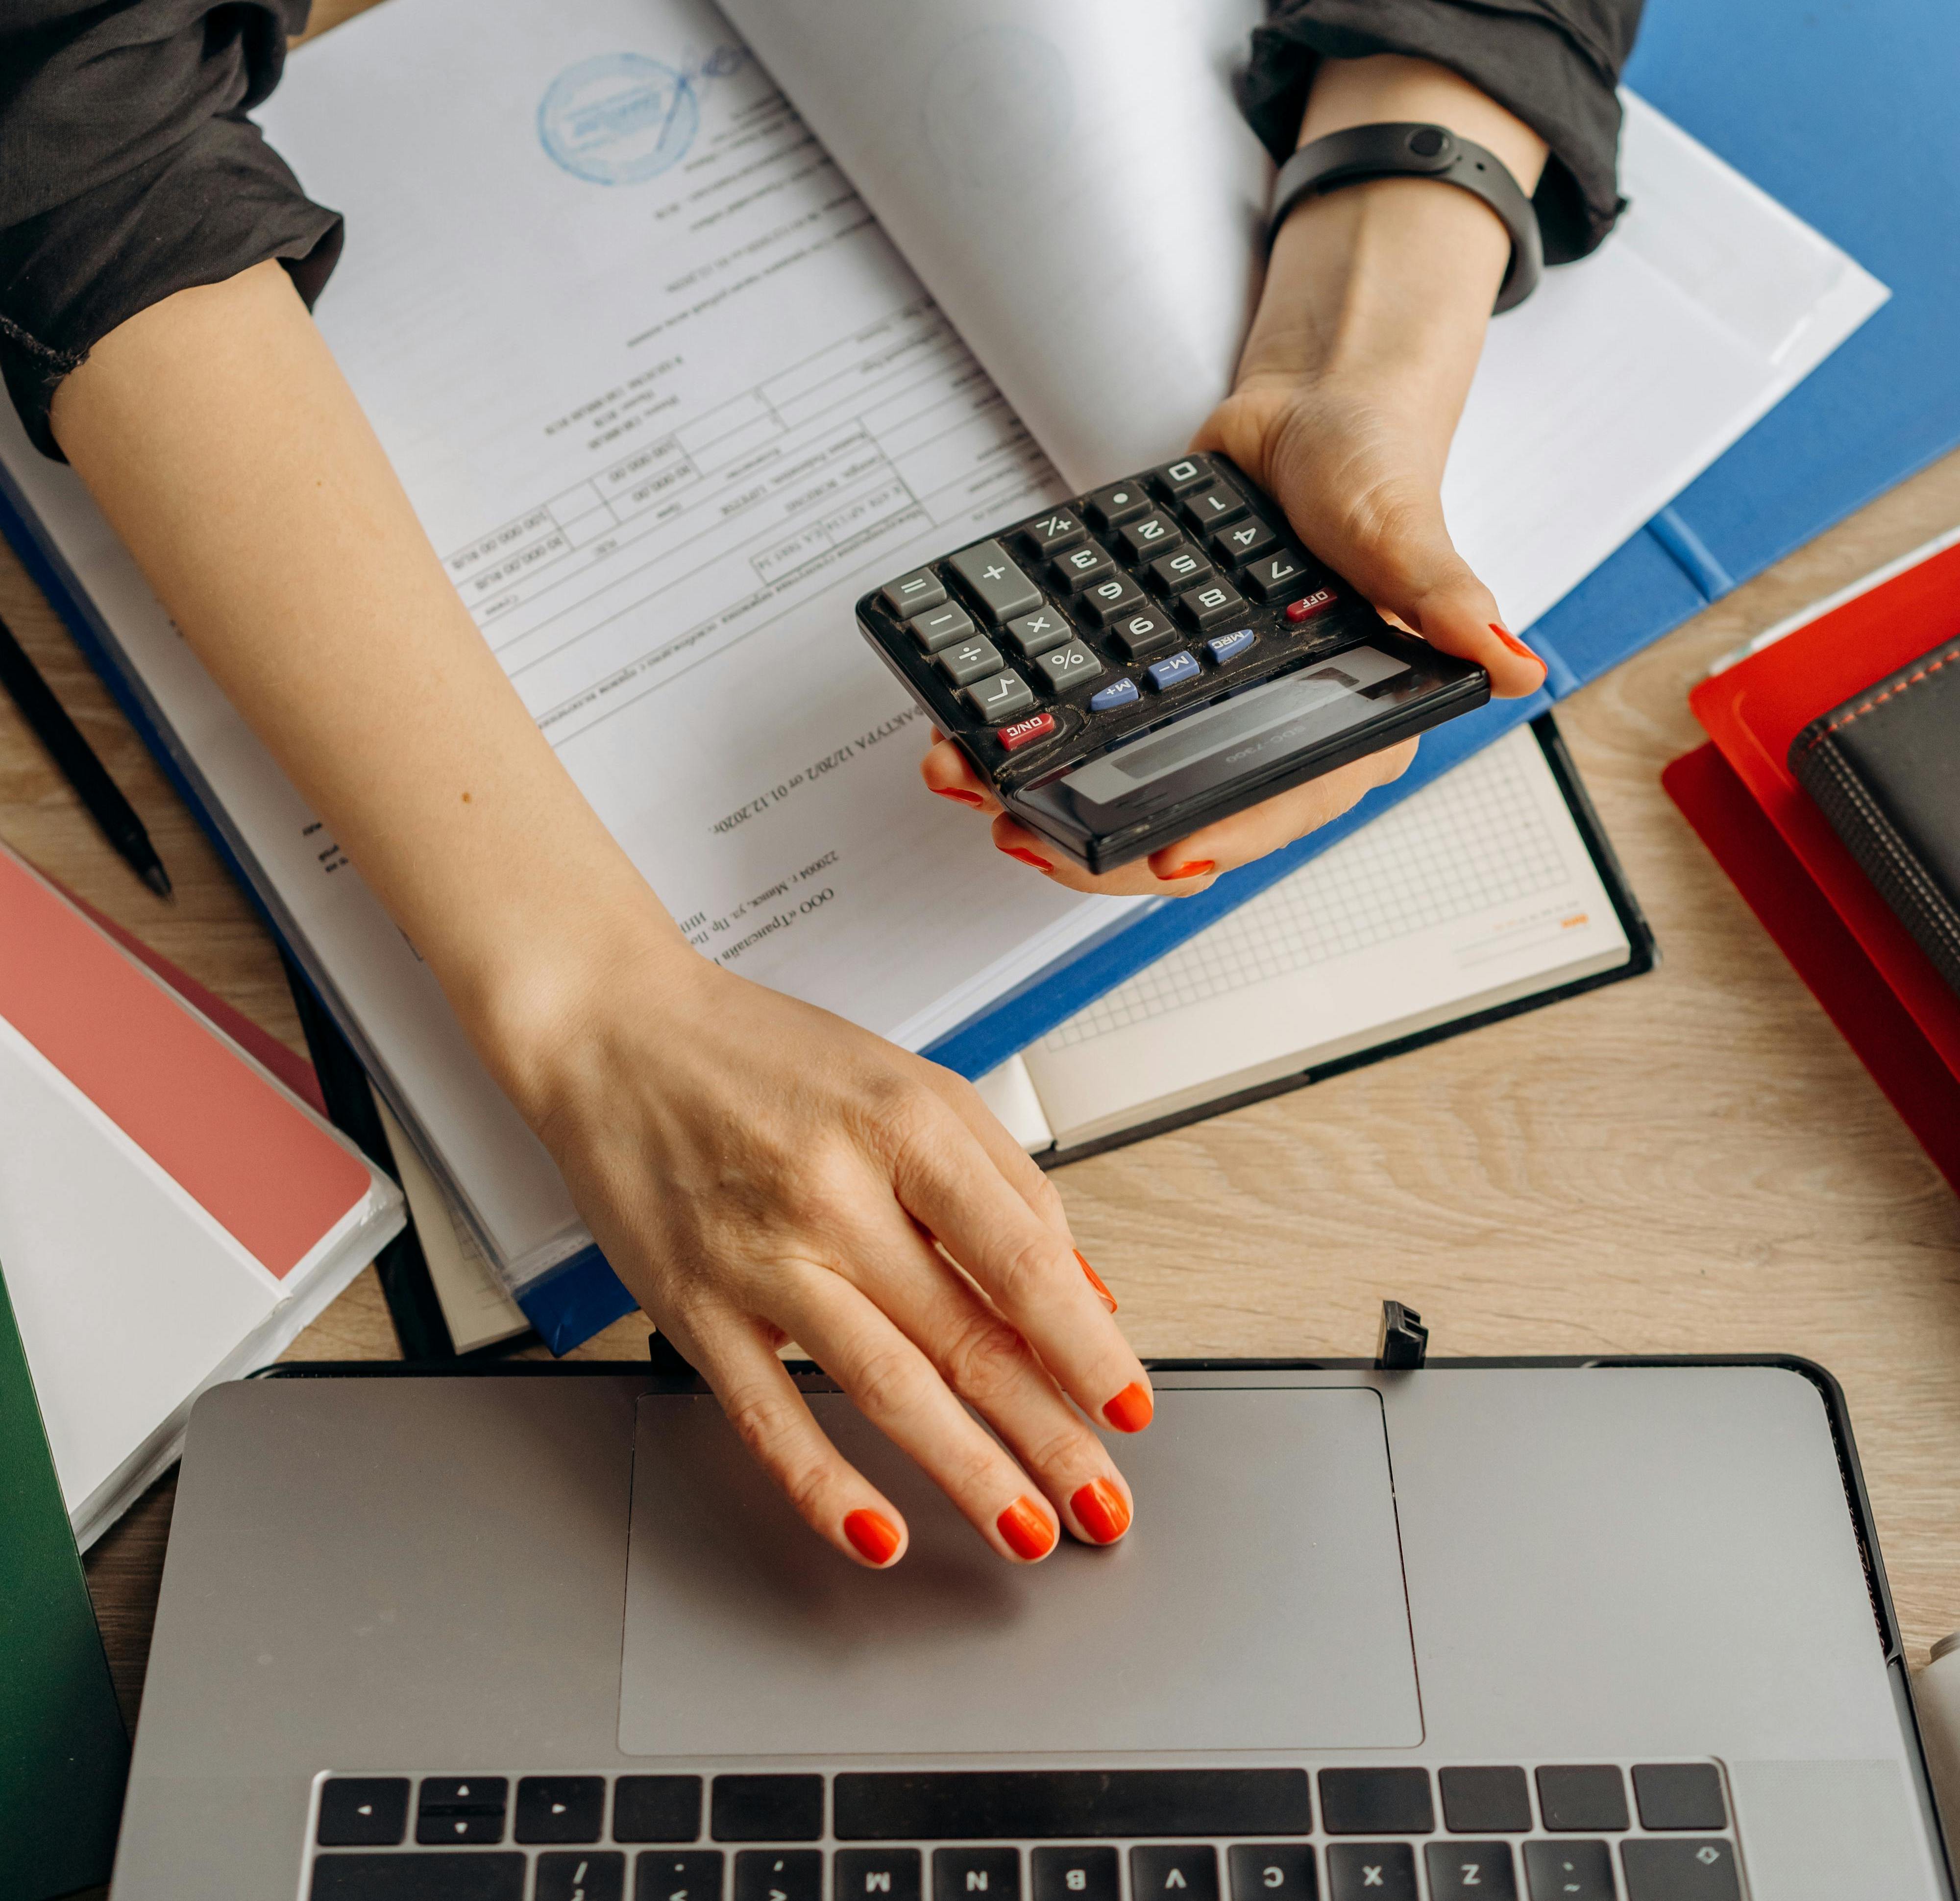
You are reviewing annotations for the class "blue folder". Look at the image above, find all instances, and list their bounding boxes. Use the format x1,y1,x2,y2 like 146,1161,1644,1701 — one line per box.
4,0,1956,1352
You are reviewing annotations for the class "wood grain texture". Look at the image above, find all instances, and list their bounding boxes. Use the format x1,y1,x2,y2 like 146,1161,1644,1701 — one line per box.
4,0,1954,1725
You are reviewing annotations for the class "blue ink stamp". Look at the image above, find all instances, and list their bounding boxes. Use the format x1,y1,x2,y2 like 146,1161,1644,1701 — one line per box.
539,52,703,186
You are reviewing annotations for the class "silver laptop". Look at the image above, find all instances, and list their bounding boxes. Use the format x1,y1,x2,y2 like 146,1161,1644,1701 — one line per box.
111,1359,1953,1900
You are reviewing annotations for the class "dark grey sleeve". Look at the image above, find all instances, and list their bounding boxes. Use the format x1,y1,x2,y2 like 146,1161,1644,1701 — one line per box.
1242,0,1646,264
0,0,342,458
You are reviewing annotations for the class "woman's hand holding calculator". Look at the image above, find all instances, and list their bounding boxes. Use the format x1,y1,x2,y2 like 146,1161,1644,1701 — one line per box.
921,54,1554,893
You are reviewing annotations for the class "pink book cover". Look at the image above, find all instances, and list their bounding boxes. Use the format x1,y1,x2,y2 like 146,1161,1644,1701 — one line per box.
0,846,372,1278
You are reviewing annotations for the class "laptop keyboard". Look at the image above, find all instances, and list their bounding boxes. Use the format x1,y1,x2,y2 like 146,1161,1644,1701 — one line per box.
306,1764,1741,1901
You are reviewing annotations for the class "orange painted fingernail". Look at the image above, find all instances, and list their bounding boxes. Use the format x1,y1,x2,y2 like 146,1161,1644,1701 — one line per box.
1102,1381,1154,1433
1000,845,1054,873
1157,859,1215,881
933,786,986,806
997,1495,1057,1561
1489,623,1547,670
1076,1249,1117,1313
1071,1477,1132,1544
843,1508,901,1566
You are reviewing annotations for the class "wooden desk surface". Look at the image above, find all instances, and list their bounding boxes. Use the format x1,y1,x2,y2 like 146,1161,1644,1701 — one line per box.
2,32,1955,1720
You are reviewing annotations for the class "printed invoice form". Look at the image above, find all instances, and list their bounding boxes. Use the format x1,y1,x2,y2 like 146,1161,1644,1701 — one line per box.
126,0,1127,1288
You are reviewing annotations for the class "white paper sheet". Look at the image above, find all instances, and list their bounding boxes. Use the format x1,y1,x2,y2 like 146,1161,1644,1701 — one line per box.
719,0,1886,627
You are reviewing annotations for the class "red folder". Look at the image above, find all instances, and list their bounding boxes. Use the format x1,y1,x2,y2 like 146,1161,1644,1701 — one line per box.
1664,742,1960,1194
1687,536,1960,1079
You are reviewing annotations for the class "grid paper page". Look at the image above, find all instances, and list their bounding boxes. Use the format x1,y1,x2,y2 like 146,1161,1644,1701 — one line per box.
1042,731,1571,1049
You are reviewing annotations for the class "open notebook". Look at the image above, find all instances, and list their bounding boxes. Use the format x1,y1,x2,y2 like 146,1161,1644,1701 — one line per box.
979,719,1646,1156
0,0,1877,1346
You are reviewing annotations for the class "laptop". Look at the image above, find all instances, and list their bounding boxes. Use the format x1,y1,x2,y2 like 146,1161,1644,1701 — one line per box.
111,1357,1953,1900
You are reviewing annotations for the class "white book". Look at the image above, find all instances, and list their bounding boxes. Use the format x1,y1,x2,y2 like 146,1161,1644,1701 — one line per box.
0,846,403,1546
0,0,1880,1323
977,722,1642,1155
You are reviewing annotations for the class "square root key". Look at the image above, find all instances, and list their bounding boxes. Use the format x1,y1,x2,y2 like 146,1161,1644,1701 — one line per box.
966,670,1037,723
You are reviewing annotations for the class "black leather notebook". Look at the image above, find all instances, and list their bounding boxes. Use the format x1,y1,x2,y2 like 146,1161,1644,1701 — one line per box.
1789,638,1960,998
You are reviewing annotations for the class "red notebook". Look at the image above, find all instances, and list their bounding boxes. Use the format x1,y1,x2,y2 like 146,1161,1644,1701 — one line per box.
1688,534,1960,1084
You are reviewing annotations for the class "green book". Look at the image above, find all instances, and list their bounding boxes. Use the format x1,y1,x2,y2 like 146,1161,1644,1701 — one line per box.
0,1261,129,1897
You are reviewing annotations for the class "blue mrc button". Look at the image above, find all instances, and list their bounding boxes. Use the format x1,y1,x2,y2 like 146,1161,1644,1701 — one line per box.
1146,651,1201,691
1088,677,1140,713
1206,628,1256,664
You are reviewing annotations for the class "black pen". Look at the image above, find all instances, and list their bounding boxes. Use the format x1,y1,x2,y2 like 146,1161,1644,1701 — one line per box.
0,609,172,898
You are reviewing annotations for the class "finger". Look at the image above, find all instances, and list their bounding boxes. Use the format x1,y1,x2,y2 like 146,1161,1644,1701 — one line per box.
921,736,1002,814
884,1097,1153,1436
845,1222,1136,1546
683,1308,910,1568
912,1062,1119,1311
988,812,1219,897
768,1262,1064,1562
1142,737,1416,882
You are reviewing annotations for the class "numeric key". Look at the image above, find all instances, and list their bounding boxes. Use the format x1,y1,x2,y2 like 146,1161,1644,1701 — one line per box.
1119,513,1183,561
1242,550,1315,603
1180,483,1248,530
949,540,1043,622
1177,579,1249,631
1149,548,1212,595
1152,455,1214,496
1108,609,1177,658
1051,543,1119,592
1079,573,1147,625
1211,518,1277,567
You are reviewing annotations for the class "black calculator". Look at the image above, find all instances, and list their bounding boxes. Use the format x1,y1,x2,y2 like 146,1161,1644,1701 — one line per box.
857,454,1489,873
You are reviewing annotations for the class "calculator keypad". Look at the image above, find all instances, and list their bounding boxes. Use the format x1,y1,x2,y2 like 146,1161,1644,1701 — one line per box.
858,453,1361,778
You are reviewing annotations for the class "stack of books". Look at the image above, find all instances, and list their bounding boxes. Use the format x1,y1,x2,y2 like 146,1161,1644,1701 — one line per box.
1665,532,1960,1192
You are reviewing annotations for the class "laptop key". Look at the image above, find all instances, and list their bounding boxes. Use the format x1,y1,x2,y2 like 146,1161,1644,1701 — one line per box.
635,1851,726,1901
310,1852,525,1900
1324,1844,1417,1901
1534,1768,1628,1833
1031,1847,1119,1901
1438,1768,1533,1834
614,1776,704,1843
712,1776,824,1843
417,1777,508,1846
1424,1842,1518,1899
1630,1764,1726,1831
1318,1769,1433,1835
1619,1839,1740,1901
517,1776,605,1844
933,1848,1021,1901
836,1849,923,1901
834,1769,1312,1839
538,1852,627,1901
733,1852,823,1901
1226,1845,1318,1901
1130,1846,1217,1901
318,1777,409,1847
1521,1841,1614,1901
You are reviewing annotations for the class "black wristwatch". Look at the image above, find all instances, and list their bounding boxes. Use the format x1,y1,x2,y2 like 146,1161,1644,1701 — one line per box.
1267,122,1543,313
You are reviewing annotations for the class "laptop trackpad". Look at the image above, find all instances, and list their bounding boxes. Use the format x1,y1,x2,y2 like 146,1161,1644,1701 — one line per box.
620,1385,1419,1755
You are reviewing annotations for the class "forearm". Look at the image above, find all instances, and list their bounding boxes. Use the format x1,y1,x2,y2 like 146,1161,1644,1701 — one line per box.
1240,55,1549,438
49,260,685,1107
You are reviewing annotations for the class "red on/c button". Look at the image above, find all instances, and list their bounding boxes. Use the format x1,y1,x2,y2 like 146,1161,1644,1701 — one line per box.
998,712,1058,751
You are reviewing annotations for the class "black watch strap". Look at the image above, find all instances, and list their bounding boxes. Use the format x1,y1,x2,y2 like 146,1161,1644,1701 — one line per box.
1267,122,1544,313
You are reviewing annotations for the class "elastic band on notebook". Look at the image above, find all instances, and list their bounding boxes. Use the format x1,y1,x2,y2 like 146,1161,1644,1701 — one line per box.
1647,507,1737,602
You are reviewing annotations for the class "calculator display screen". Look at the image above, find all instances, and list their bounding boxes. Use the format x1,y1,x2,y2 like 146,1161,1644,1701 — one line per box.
1059,646,1413,812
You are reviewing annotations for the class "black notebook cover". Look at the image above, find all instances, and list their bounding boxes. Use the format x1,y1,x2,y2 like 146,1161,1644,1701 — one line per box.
1789,639,1960,999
